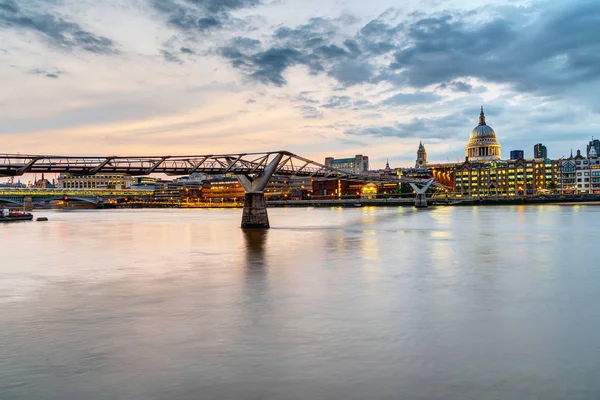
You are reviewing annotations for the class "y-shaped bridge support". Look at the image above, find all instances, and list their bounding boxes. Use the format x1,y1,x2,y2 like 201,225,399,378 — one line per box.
409,178,434,208
236,153,284,229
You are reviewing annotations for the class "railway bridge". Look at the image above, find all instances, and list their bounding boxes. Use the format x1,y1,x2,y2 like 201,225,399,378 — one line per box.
0,151,443,228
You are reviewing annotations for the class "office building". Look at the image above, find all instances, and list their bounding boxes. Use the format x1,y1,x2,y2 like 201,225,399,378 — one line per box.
534,143,547,159
510,150,524,160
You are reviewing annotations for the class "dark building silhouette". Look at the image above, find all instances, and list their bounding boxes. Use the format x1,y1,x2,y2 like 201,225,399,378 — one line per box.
510,150,524,160
534,143,547,159
587,139,600,158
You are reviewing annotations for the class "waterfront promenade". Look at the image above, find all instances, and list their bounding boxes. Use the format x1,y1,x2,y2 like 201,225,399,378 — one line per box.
116,194,600,209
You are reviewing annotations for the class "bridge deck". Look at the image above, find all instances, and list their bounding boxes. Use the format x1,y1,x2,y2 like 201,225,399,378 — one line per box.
0,151,441,185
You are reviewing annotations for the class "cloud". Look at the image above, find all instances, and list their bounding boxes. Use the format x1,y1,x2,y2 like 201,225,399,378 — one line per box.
230,36,261,49
390,1,600,94
327,60,374,85
27,68,64,79
219,46,323,86
345,113,469,139
296,105,323,119
322,96,352,109
0,0,117,54
151,0,263,33
161,49,183,64
437,81,473,93
210,0,600,110
381,91,441,106
180,46,194,54
217,16,379,87
296,91,319,104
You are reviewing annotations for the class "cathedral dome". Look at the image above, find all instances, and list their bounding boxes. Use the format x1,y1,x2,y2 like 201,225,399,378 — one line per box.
469,124,496,141
465,106,501,161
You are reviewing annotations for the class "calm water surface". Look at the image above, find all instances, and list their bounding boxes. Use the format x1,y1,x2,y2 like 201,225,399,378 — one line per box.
1,205,599,399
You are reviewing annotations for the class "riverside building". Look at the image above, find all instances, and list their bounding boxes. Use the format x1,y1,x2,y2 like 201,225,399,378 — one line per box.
324,155,369,174
559,148,600,194
419,107,562,196
58,173,133,190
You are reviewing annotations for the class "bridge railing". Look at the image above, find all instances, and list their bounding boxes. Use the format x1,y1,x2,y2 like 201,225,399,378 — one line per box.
0,151,449,189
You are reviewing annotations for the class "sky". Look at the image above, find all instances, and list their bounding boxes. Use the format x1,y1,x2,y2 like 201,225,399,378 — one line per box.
1,0,600,168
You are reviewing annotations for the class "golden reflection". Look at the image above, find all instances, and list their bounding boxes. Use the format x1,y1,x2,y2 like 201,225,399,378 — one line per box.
361,206,377,225
361,229,379,264
430,231,452,239
429,207,453,224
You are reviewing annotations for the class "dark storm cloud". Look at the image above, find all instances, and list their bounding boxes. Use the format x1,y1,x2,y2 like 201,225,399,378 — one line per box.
219,45,323,86
0,0,17,13
214,0,600,102
230,36,261,49
327,60,374,86
0,0,117,54
343,39,361,55
273,18,337,48
391,0,600,93
437,81,473,93
151,0,262,33
216,16,379,87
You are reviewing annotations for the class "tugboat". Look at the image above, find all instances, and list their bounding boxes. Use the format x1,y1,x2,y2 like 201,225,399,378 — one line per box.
0,208,34,222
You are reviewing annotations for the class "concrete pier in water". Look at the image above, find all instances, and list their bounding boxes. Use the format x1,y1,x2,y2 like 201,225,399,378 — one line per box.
241,193,270,229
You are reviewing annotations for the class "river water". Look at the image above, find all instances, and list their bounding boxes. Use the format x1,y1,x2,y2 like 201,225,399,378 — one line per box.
1,205,599,399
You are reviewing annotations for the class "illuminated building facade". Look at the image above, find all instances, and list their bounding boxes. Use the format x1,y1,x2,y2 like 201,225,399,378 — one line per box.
199,176,314,202
454,158,560,196
311,180,398,199
58,173,133,189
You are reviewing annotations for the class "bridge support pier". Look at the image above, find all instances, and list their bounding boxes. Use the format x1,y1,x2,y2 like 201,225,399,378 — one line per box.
236,153,284,229
414,193,428,208
241,193,270,228
23,196,33,211
409,179,434,209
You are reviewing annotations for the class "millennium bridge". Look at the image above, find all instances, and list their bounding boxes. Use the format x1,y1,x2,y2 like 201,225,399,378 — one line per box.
0,151,443,228
0,188,153,207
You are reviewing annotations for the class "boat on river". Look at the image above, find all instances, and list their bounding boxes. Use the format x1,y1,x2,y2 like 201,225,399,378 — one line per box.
1,208,33,222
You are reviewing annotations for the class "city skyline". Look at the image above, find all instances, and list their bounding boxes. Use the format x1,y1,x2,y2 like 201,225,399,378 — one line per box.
2,0,600,168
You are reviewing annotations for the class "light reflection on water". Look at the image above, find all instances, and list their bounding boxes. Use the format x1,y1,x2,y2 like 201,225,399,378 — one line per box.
1,206,600,399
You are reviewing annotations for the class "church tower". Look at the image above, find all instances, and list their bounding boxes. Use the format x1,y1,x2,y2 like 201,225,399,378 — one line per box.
416,141,427,168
